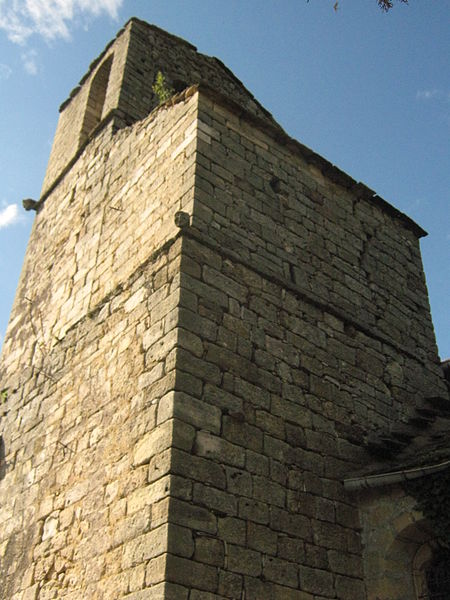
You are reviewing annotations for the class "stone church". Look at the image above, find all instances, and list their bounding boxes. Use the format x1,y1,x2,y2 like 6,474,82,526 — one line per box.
0,18,449,600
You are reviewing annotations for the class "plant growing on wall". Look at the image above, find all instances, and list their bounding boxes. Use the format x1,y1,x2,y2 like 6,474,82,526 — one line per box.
406,469,450,548
152,71,174,104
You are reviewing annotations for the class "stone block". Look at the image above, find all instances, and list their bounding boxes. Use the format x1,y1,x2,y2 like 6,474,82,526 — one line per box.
252,475,285,508
112,507,151,549
171,448,226,489
177,328,204,357
247,521,277,555
165,554,218,591
304,543,329,570
218,569,243,599
225,467,252,497
227,544,261,577
222,416,263,453
245,449,269,476
217,517,246,545
123,525,170,570
128,563,146,593
299,565,334,597
157,391,221,434
22,584,39,600
42,512,59,541
263,555,298,587
334,574,366,600
238,498,269,525
272,585,314,600
169,497,217,534
194,431,245,468
127,477,170,515
270,508,312,541
133,420,173,467
194,536,225,567
151,498,171,530
328,550,363,578
202,266,248,303
166,524,194,558
145,554,167,586
176,348,222,384
148,448,172,484
193,483,238,516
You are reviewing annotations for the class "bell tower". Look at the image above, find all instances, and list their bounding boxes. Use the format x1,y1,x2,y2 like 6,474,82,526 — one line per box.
1,18,447,600
41,18,273,198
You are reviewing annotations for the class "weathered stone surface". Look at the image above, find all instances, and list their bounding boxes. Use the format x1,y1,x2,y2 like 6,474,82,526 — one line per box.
133,420,174,467
0,16,447,600
122,525,169,569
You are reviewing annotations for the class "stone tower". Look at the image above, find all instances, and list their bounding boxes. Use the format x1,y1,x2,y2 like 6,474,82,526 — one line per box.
1,18,448,600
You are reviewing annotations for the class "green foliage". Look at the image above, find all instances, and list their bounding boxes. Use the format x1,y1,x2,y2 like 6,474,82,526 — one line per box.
318,0,409,11
377,0,408,10
0,389,7,402
152,71,174,105
407,469,450,548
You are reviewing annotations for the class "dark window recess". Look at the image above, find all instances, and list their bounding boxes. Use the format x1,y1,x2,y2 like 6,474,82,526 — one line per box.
425,551,450,599
173,79,188,93
79,55,113,148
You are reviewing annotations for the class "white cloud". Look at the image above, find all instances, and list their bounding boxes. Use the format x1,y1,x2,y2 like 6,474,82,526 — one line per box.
416,89,440,100
0,62,12,79
0,0,123,44
0,204,22,229
21,48,38,74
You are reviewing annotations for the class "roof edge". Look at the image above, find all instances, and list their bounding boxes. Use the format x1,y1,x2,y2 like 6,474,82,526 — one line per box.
344,458,450,492
126,17,197,51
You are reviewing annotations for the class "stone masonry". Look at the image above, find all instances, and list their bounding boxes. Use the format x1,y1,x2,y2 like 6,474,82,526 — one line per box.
0,18,447,600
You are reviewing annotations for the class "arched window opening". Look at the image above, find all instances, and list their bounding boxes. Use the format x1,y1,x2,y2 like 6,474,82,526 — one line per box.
414,543,450,600
79,55,113,148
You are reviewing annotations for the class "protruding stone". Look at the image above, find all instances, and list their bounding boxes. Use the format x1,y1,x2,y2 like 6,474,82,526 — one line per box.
174,211,190,228
22,198,39,211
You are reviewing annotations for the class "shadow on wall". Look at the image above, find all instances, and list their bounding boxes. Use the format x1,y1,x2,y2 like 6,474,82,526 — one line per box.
0,435,6,480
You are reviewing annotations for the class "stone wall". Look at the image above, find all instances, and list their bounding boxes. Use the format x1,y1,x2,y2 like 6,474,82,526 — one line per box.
191,92,446,430
2,90,197,379
154,233,365,599
0,90,198,599
0,237,185,599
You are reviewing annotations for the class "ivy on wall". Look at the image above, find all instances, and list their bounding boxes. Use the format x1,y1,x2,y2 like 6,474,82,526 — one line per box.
406,468,450,548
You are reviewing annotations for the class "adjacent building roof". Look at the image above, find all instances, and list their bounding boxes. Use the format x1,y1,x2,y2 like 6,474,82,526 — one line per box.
345,361,450,490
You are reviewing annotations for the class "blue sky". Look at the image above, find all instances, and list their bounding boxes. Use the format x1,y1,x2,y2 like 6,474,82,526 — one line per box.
0,0,449,358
